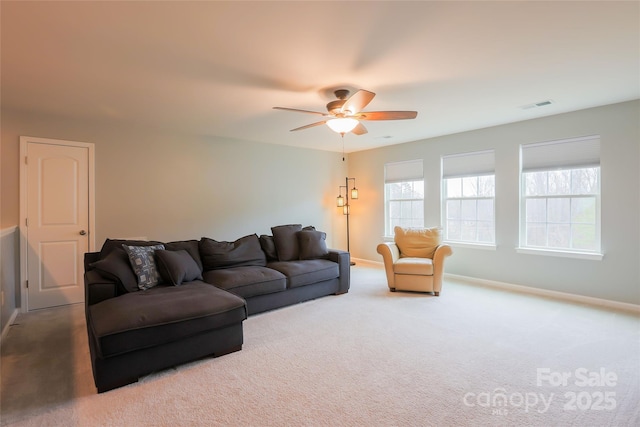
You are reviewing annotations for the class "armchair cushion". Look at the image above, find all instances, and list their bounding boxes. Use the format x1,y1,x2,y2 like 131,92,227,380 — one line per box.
394,257,434,275
394,226,441,259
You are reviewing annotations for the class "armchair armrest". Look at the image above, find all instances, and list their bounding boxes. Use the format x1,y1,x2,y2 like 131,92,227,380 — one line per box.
432,244,453,292
377,242,400,288
328,249,350,294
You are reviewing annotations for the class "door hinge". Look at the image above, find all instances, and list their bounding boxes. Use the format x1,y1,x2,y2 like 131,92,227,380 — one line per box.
25,156,28,165
26,280,29,289
25,218,29,227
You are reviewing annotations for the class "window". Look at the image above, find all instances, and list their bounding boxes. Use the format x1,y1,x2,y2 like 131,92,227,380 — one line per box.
442,150,495,245
520,136,601,254
384,160,424,236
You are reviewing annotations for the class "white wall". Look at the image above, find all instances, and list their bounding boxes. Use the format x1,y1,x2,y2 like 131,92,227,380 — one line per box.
349,101,640,305
1,109,350,247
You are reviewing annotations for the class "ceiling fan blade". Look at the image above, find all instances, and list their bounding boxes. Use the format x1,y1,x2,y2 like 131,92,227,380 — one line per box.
273,107,328,116
290,121,327,132
351,122,368,135
340,90,375,115
354,111,418,120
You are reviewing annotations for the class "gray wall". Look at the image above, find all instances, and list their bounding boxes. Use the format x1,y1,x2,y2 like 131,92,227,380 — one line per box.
349,101,640,305
1,109,350,246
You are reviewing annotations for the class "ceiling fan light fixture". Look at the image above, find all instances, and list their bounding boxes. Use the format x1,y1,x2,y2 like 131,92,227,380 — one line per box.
326,118,359,134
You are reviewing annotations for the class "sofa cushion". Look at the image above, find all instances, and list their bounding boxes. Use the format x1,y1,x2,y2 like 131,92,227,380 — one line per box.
394,226,442,259
297,230,329,260
123,244,166,290
200,234,267,270
99,238,163,259
271,224,302,261
89,248,140,293
259,235,278,261
267,259,339,289
164,240,203,271
88,281,247,358
155,249,203,286
203,266,286,298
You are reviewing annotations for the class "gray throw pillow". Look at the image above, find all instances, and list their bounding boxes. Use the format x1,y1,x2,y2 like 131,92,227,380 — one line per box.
122,244,165,290
271,224,302,261
89,248,139,293
155,249,203,286
297,230,329,260
259,235,278,261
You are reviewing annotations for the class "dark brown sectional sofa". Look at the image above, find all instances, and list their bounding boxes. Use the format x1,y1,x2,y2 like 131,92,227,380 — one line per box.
84,225,350,392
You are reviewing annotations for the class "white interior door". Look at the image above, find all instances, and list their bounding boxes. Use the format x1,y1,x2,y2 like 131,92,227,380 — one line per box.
21,137,94,311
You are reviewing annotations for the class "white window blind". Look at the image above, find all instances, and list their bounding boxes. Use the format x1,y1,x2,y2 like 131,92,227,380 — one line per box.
521,135,600,172
385,159,423,183
442,150,495,178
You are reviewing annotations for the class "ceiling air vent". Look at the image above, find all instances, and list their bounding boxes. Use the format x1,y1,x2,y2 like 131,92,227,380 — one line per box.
520,100,554,110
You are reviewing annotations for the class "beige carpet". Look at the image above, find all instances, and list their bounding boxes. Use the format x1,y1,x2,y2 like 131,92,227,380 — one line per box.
2,265,639,426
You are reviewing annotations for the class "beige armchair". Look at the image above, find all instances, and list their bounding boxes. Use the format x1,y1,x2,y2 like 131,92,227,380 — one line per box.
377,226,452,295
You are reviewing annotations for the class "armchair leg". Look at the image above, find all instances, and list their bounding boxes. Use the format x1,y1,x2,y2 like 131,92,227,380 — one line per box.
390,288,396,292
434,292,440,296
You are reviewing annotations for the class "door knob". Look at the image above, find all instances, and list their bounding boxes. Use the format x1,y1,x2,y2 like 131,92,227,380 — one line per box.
79,230,87,235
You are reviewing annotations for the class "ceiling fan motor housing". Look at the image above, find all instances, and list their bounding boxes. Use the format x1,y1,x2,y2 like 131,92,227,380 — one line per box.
327,89,350,115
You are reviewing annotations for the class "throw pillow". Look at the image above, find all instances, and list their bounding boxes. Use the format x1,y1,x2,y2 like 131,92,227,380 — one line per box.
297,230,329,260
122,244,166,290
155,249,203,286
164,240,203,271
199,234,267,270
271,224,302,261
394,226,442,259
89,248,139,293
259,235,278,261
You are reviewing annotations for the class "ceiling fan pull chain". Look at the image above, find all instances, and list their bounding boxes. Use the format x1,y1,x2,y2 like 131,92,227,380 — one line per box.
342,133,345,161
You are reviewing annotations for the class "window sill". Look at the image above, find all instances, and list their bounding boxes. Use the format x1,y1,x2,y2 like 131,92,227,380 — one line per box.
444,241,496,251
516,247,603,261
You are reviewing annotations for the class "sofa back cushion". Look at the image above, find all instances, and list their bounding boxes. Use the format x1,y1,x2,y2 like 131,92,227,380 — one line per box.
394,226,441,259
99,238,163,259
200,234,267,270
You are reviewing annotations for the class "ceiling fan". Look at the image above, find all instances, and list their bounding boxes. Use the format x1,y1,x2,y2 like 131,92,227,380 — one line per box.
273,89,418,135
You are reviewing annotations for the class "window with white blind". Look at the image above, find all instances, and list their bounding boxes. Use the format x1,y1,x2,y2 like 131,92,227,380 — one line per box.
384,160,424,236
520,135,601,257
442,150,495,245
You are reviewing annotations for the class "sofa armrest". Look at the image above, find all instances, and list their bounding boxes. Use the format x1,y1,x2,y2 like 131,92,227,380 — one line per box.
84,252,119,306
328,249,350,294
376,242,400,288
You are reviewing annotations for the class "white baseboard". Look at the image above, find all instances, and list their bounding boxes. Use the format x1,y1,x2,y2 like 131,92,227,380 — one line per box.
1,308,19,343
445,273,640,313
352,258,640,313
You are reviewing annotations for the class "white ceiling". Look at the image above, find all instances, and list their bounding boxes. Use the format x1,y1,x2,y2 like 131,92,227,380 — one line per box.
2,1,638,153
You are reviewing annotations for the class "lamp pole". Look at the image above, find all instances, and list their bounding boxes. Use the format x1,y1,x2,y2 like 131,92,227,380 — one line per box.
337,177,358,265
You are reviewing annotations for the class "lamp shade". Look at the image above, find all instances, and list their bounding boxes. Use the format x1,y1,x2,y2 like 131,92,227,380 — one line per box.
336,195,345,207
343,205,350,215
351,187,358,199
326,118,358,134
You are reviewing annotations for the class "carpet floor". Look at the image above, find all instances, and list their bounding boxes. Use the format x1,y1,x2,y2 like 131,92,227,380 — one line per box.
1,265,639,426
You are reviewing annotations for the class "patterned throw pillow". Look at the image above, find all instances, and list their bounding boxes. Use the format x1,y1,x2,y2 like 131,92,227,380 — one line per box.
122,244,165,290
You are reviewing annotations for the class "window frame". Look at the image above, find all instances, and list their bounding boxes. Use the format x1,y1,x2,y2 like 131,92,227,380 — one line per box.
518,136,603,260
442,174,496,246
384,160,424,237
441,150,496,248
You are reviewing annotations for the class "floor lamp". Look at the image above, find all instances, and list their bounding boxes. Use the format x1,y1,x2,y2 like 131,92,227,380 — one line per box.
336,177,358,266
